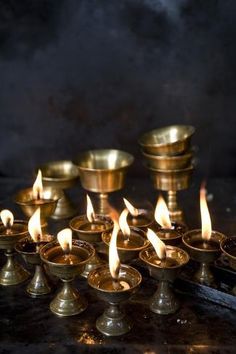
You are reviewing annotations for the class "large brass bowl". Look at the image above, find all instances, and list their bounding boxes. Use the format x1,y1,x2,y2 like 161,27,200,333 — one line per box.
143,151,192,170
74,149,134,193
149,166,193,191
139,125,195,156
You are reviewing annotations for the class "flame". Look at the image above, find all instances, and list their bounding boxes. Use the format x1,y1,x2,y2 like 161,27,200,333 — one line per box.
33,170,43,200
123,198,139,217
154,195,172,228
200,184,212,241
57,228,72,252
86,195,95,223
109,222,120,280
0,210,14,228
147,228,166,260
119,209,131,237
28,208,42,242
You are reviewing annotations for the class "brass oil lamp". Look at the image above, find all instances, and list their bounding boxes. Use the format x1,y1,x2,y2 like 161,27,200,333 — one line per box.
70,195,113,277
152,195,187,246
40,228,95,316
14,170,61,226
182,184,225,286
88,223,142,336
73,149,134,215
123,198,154,230
140,228,189,314
15,208,53,297
0,210,29,286
102,208,149,264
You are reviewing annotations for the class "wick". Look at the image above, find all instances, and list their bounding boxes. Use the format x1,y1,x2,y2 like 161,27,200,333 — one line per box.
64,244,73,264
36,234,41,253
5,218,12,235
112,279,123,291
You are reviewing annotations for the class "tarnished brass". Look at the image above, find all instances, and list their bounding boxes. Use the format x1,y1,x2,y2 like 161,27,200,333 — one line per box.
0,221,30,286
149,166,193,191
183,229,225,286
102,227,149,264
14,187,62,224
139,245,189,314
37,160,79,219
40,239,95,316
143,151,192,170
221,237,236,294
139,125,195,156
74,149,134,215
70,214,113,277
88,264,142,336
16,236,53,297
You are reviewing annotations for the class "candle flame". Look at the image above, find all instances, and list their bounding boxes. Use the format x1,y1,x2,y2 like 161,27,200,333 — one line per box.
33,170,43,200
147,228,166,260
123,198,139,217
86,195,95,223
109,222,120,280
200,184,212,241
28,208,42,242
0,209,14,228
57,228,72,252
154,195,172,229
119,209,130,237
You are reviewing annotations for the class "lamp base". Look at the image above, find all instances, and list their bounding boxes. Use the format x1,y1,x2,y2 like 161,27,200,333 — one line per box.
96,304,132,336
26,265,51,297
0,251,30,286
50,280,87,317
150,281,179,315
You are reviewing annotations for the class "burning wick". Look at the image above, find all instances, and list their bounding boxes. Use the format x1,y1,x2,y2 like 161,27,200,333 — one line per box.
154,194,172,229
33,170,43,200
0,209,14,235
200,183,212,248
123,198,144,217
119,209,131,246
28,208,42,252
86,194,99,231
109,222,125,291
57,228,73,264
147,228,169,266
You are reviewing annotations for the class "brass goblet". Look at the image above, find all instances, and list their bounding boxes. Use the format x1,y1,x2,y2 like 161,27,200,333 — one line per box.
37,160,79,219
88,264,142,336
0,221,29,286
139,125,195,156
140,245,189,314
73,149,134,215
14,187,62,226
40,239,95,316
183,229,225,286
143,151,193,170
15,235,54,297
70,214,113,277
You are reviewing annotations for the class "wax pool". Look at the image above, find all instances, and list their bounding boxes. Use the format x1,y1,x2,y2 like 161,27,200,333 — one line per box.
98,278,131,291
78,221,106,232
116,231,145,249
190,239,219,251
150,255,179,268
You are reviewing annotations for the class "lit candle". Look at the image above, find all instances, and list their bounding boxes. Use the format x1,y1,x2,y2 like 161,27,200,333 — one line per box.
108,223,130,290
29,170,53,205
0,210,14,235
55,228,81,265
77,195,107,232
116,209,146,249
28,207,43,252
153,195,187,241
147,229,178,268
123,198,153,228
188,184,219,251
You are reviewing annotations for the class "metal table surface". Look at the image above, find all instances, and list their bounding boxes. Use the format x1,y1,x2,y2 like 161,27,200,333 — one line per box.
0,177,236,354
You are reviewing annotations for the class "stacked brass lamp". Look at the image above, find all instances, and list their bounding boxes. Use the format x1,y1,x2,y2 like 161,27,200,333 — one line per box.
139,125,195,223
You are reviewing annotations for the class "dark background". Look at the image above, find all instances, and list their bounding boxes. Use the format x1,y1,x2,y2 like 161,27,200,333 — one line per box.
0,0,236,179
